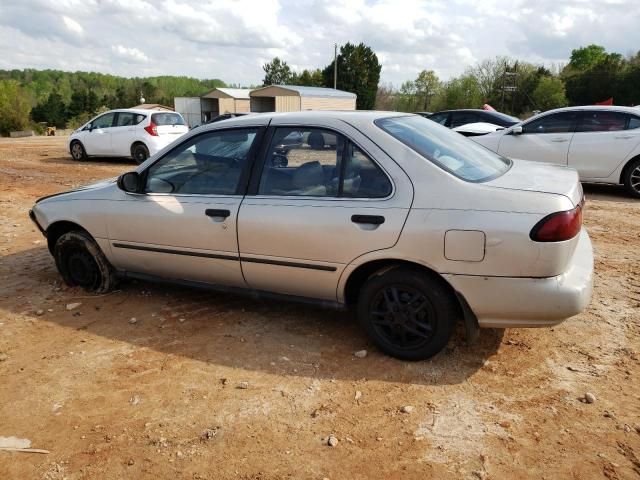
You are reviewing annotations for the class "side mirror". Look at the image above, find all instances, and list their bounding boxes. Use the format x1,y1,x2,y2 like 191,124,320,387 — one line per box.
88,123,94,132
511,125,523,135
117,171,142,193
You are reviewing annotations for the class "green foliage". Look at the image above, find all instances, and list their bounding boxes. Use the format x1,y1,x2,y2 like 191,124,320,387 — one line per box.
531,76,568,110
0,69,226,130
568,45,608,71
291,69,324,87
0,80,32,134
262,57,293,86
322,42,381,109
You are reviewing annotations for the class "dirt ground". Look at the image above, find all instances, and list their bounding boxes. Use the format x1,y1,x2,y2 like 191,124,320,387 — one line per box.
0,136,639,480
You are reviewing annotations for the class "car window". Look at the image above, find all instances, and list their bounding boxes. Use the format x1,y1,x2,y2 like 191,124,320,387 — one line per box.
151,112,185,126
578,111,628,132
428,113,449,125
522,111,578,134
376,115,511,182
628,116,640,130
145,128,257,195
134,114,146,125
258,128,344,197
342,144,392,198
449,112,480,128
92,113,115,129
115,112,136,127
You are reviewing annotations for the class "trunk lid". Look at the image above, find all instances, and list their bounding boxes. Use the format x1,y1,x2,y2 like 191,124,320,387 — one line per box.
487,159,583,206
151,112,189,137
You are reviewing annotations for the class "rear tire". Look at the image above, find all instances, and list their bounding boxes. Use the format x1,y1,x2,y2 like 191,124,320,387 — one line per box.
132,143,149,164
623,158,640,198
357,266,458,360
70,141,87,161
54,231,117,293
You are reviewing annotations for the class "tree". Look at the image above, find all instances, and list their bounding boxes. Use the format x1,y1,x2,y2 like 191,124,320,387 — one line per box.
322,42,381,109
531,76,567,111
431,74,482,111
31,92,67,128
293,69,324,87
414,70,441,111
262,57,293,86
568,45,608,71
0,80,31,134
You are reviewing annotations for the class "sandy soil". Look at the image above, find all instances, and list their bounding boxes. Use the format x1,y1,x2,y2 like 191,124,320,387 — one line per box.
0,136,639,480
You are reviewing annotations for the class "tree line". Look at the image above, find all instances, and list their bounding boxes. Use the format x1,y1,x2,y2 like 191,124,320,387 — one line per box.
0,69,225,134
1,43,639,136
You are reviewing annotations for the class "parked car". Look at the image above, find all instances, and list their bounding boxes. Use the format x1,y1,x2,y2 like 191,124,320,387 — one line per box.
31,112,593,360
68,109,189,164
428,109,520,128
205,112,251,124
453,122,505,137
414,111,432,118
472,106,640,197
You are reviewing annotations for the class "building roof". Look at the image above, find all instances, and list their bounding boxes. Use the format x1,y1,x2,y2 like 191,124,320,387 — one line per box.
131,103,174,111
202,88,252,99
251,85,357,99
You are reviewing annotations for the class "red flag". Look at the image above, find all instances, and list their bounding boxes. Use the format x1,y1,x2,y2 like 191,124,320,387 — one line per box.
595,98,613,105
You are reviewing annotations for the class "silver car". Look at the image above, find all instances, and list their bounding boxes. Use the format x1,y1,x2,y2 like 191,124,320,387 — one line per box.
30,112,594,360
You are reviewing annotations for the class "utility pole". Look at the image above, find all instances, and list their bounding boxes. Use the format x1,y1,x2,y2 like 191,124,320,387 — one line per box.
334,43,337,90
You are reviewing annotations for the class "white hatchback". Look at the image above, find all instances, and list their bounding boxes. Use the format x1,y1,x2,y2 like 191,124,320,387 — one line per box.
68,108,189,164
472,106,640,197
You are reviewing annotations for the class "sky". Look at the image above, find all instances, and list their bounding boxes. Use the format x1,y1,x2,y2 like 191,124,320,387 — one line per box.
1,0,638,86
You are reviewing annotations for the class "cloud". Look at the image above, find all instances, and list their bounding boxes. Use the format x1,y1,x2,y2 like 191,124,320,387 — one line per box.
0,0,638,86
111,45,149,63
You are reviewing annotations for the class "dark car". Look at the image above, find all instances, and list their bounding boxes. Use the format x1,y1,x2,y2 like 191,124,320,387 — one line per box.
427,109,520,128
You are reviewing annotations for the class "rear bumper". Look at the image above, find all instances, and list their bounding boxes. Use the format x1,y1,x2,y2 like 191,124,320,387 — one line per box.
444,229,593,328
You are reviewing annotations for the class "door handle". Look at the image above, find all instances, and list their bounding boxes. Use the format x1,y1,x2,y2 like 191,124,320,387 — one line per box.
351,214,385,225
550,138,569,142
615,135,634,139
205,209,231,219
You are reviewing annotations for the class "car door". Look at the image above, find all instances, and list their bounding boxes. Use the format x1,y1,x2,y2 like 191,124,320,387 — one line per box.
497,111,579,165
83,112,115,155
568,111,640,179
237,122,413,301
105,126,264,287
110,112,138,157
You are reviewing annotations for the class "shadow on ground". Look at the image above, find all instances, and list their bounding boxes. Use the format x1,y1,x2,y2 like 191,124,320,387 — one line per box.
1,244,505,387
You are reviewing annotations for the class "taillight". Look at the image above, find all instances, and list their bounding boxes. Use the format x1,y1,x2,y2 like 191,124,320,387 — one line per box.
144,122,158,136
530,203,583,242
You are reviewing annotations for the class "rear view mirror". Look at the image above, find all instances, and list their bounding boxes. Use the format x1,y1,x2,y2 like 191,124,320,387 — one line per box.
511,125,523,135
117,171,141,193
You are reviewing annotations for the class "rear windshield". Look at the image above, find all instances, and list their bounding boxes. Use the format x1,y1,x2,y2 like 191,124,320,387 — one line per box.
376,115,511,182
151,112,185,126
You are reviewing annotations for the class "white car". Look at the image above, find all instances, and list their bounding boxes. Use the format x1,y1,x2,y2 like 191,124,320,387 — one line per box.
68,108,189,163
472,106,640,197
31,111,593,360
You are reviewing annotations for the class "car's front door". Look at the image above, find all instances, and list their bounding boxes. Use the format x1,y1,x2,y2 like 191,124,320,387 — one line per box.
568,110,640,179
83,112,116,155
106,127,263,286
237,122,413,301
110,112,139,157
498,111,579,165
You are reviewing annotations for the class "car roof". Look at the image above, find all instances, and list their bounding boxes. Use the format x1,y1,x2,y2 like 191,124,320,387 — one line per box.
105,108,182,115
539,105,640,115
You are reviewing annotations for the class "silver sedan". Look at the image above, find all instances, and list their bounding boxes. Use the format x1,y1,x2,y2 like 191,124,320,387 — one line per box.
29,111,593,360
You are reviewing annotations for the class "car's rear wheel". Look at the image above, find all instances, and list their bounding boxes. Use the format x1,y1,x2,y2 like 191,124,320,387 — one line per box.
54,231,117,293
132,143,149,164
70,141,87,161
357,266,457,360
623,158,640,198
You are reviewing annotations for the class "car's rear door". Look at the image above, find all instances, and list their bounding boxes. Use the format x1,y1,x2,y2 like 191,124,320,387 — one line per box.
83,112,115,155
110,112,137,157
568,110,640,179
497,111,579,165
236,120,413,301
106,125,264,286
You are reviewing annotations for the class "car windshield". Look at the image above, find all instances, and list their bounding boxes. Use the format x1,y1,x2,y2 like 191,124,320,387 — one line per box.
151,112,185,126
376,115,511,182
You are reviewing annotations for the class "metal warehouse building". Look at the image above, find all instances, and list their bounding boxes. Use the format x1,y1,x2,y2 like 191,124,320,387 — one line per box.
249,85,357,112
201,88,251,115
